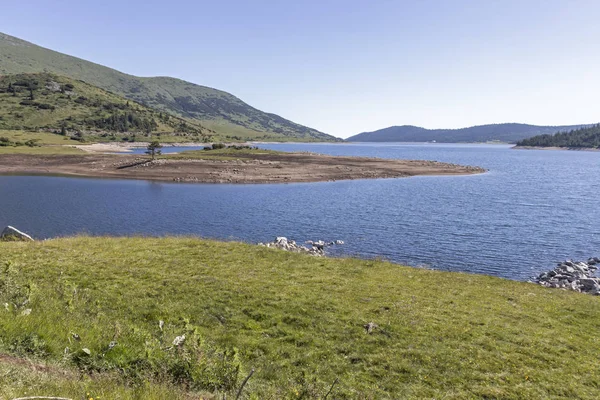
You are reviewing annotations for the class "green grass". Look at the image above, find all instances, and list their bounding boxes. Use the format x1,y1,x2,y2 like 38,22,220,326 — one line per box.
166,147,284,160
0,146,84,155
0,129,82,145
0,129,85,154
0,359,196,400
1,237,600,399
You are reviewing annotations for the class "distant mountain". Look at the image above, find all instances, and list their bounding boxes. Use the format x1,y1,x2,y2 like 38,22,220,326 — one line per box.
516,124,600,148
347,123,595,143
0,32,338,142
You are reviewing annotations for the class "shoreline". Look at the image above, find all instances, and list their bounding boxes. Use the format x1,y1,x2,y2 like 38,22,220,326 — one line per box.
0,152,485,184
513,145,600,152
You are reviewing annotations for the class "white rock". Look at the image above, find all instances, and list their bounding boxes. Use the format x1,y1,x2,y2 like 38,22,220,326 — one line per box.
1,226,34,241
173,334,186,346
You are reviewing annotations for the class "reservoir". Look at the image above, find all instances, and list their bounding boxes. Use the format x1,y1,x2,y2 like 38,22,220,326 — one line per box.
1,143,598,280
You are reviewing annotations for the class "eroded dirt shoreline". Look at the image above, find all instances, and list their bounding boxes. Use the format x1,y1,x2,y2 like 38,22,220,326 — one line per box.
0,152,485,183
513,145,600,152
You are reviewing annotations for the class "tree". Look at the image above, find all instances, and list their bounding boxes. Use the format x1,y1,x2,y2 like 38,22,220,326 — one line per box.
146,141,162,160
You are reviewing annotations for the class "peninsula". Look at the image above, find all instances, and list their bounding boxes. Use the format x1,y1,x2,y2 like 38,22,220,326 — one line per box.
0,147,485,184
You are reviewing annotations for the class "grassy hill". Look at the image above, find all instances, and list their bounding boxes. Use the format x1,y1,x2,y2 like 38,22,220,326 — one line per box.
516,124,600,148
0,73,215,143
1,236,600,399
347,123,595,143
0,32,338,142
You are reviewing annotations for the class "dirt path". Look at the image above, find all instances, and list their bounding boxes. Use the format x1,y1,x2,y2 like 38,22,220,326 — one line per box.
0,152,485,184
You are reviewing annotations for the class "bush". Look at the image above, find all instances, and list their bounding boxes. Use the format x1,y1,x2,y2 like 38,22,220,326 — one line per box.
25,139,40,147
37,103,55,110
211,143,226,150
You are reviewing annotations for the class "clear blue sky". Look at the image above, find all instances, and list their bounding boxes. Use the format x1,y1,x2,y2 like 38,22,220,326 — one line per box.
3,0,599,138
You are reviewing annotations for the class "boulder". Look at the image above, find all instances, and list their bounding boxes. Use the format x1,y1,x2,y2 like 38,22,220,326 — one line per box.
1,226,33,241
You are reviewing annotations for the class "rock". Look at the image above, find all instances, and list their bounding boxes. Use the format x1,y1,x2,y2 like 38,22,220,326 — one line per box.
364,322,378,334
313,240,326,250
1,226,34,241
172,334,186,346
335,240,345,245
563,266,575,274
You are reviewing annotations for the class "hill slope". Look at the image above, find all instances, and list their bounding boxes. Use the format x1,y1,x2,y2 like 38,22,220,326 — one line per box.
348,123,595,143
516,124,600,148
2,237,600,398
0,73,210,142
0,32,337,142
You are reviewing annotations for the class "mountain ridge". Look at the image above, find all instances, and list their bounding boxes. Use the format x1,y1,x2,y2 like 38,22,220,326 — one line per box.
347,123,596,143
0,32,338,142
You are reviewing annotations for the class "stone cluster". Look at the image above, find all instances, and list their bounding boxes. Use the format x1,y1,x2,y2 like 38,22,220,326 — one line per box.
258,237,344,256
534,258,600,294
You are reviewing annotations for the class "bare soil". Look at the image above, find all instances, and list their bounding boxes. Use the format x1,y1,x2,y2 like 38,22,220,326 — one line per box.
0,152,485,183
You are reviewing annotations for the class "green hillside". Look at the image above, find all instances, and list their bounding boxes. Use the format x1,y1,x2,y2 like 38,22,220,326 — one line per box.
347,123,595,143
0,32,338,142
2,237,600,399
516,124,600,148
0,73,211,143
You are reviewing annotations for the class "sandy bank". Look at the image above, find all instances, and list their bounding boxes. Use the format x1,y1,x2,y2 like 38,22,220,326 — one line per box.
0,152,485,184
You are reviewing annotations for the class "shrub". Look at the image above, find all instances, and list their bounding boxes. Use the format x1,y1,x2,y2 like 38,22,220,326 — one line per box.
37,103,55,110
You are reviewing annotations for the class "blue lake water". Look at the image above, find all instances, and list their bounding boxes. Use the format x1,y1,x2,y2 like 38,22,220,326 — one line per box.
1,143,599,280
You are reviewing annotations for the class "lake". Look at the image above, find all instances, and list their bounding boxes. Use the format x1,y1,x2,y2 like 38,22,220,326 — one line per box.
1,143,599,280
